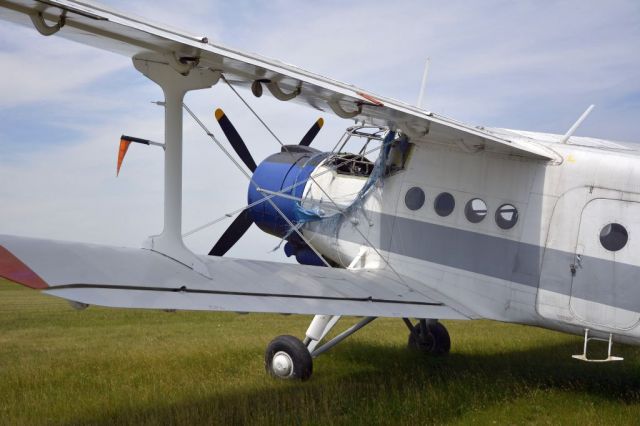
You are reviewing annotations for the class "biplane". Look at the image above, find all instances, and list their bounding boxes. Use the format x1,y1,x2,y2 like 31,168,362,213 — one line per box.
0,1,638,379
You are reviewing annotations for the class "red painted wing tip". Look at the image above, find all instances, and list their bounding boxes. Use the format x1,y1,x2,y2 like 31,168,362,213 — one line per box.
0,245,48,289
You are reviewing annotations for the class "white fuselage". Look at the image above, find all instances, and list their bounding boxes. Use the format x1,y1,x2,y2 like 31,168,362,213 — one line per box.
301,139,640,344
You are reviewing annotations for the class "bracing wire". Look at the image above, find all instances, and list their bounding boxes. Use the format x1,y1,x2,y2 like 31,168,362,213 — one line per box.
220,78,406,283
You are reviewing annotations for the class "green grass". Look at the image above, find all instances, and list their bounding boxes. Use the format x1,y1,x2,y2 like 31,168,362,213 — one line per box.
1,279,640,425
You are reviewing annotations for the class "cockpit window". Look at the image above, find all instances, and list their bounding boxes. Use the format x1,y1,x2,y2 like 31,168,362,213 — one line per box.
325,153,374,177
328,126,411,178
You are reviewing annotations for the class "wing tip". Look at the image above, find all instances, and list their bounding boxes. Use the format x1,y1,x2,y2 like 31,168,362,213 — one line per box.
0,245,48,289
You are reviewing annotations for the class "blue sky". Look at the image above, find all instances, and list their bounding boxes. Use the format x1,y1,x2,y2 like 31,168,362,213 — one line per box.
0,0,639,260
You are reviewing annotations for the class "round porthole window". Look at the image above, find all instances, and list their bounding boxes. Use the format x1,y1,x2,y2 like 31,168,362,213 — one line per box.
434,192,455,217
405,187,425,211
599,223,628,252
465,198,487,223
495,204,518,230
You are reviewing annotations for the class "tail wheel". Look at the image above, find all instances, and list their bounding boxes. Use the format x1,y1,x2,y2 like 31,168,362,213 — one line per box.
408,321,451,355
265,335,313,380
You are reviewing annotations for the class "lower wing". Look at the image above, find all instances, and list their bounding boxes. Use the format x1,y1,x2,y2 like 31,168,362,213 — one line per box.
0,234,473,319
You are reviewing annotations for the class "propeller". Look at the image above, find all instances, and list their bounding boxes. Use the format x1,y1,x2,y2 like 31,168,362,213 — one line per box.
214,108,257,172
299,118,324,147
208,210,253,256
208,108,324,256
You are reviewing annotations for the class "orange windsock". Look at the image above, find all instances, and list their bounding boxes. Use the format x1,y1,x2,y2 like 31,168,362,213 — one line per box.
117,138,132,176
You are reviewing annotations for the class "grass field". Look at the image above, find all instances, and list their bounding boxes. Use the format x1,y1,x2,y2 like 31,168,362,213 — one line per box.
1,279,640,425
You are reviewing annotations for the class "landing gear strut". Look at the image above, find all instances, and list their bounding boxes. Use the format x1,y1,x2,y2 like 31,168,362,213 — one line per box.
264,316,450,380
404,318,450,355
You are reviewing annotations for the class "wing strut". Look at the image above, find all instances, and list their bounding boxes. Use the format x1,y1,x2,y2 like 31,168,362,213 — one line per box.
131,53,220,277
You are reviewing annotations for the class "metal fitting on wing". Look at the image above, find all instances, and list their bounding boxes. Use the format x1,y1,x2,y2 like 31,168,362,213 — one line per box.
328,99,362,119
30,10,66,36
266,81,301,101
165,52,200,76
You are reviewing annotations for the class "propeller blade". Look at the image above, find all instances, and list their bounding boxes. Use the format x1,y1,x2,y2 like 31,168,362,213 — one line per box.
208,210,253,256
299,118,324,147
214,108,258,172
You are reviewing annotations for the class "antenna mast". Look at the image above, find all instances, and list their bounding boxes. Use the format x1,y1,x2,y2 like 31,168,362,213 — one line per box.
416,57,431,109
562,104,595,144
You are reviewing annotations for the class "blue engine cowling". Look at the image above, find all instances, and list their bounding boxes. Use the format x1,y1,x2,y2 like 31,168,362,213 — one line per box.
247,145,329,266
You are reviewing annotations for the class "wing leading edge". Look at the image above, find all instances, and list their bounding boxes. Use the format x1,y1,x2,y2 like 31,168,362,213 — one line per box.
0,234,474,319
0,0,556,160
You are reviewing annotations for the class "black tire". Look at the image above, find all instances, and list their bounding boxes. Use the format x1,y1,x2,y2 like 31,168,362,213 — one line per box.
408,321,450,356
265,335,313,380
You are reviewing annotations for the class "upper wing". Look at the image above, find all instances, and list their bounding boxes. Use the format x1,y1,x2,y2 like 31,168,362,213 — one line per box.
0,234,475,319
0,0,557,160
490,128,639,152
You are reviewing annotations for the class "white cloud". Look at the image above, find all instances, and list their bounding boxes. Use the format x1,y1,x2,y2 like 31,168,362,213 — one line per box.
0,25,129,107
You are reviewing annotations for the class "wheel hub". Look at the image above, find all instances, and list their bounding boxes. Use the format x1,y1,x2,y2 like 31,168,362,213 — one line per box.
271,351,294,377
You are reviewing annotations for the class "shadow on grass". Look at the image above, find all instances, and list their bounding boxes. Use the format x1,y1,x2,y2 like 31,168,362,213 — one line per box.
76,338,640,425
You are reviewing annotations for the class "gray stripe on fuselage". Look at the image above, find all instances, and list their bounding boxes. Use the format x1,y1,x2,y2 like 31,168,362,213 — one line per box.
309,212,640,313
382,214,542,287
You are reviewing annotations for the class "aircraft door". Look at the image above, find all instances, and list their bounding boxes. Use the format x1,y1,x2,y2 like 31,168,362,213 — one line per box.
569,198,640,330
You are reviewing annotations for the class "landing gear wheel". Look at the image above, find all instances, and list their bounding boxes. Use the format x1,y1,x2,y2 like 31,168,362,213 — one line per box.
408,321,451,355
265,335,313,380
